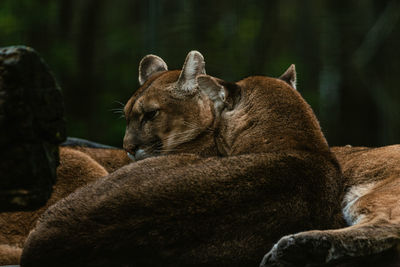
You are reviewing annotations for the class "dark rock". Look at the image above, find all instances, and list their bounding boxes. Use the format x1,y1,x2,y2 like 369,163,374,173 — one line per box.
61,137,118,149
0,46,66,211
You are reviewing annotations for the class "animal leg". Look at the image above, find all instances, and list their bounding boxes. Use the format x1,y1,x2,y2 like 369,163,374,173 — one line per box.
260,219,400,267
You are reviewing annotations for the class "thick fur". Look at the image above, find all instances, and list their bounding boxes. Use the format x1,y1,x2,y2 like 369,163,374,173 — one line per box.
0,147,109,265
261,145,400,266
21,52,343,267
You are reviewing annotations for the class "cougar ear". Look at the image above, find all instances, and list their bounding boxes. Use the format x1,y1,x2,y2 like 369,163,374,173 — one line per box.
279,64,297,90
138,55,168,85
176,51,206,94
197,75,226,113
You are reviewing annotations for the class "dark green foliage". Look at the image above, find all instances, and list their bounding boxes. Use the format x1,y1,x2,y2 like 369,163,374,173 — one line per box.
0,0,399,146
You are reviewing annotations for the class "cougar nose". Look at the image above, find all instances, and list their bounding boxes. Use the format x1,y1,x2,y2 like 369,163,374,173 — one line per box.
123,143,135,153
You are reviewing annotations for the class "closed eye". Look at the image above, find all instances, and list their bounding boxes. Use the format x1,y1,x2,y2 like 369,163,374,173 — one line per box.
142,109,159,124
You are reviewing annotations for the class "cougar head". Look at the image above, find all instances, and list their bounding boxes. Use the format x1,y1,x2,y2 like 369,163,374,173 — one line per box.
123,51,226,161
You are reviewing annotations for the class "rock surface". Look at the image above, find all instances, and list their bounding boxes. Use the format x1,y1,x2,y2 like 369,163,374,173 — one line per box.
0,46,66,211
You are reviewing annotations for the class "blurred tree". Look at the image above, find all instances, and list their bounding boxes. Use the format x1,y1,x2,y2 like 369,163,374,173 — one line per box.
0,0,399,147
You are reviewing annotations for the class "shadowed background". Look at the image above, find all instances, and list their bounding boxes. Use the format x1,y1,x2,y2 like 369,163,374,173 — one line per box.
1,0,399,147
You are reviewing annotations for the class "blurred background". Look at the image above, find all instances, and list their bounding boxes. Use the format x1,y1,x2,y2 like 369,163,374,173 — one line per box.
1,0,399,147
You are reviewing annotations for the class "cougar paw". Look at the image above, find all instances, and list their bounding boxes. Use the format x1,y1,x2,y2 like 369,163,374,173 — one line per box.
260,234,304,267
260,232,332,267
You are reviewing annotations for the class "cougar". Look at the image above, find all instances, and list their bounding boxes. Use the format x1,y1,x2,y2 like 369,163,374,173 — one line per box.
20,51,343,266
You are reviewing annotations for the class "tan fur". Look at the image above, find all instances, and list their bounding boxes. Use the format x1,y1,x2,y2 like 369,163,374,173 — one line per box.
262,145,400,266
0,244,21,265
71,147,131,173
0,147,108,265
21,51,343,267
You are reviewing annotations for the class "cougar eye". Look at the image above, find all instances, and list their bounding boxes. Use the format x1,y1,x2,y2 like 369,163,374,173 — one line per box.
142,109,159,123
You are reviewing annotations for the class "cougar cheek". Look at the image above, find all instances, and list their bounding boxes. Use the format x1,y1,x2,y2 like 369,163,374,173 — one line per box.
123,132,134,149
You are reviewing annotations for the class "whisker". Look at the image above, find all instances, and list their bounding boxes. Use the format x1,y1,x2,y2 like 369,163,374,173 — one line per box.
160,134,194,146
138,121,215,156
110,101,126,116
155,147,182,154
182,121,199,128
109,101,126,119
109,108,126,119
182,121,214,133
142,141,163,155
110,108,124,114
113,100,125,107
159,126,207,146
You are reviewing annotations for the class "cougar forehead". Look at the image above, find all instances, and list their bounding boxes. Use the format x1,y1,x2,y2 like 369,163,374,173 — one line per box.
124,71,180,115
